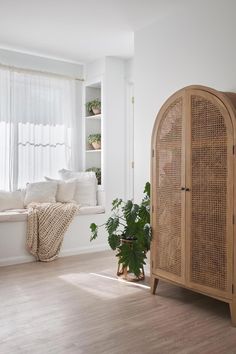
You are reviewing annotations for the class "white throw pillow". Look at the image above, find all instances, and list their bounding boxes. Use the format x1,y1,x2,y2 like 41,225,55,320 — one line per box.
24,181,57,206
58,169,97,206
74,178,97,206
0,190,25,211
44,176,76,203
58,168,96,181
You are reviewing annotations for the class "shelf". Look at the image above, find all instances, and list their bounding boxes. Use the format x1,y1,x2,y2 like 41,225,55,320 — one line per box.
86,149,102,153
84,81,103,185
85,114,101,119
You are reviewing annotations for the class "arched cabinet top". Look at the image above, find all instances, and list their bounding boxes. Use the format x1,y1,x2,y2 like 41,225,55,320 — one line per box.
151,85,236,149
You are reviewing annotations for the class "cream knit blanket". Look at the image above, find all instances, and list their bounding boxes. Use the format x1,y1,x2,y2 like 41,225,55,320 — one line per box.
26,202,79,262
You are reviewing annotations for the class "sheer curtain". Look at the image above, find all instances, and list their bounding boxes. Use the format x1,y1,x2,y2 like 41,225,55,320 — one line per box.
0,67,77,191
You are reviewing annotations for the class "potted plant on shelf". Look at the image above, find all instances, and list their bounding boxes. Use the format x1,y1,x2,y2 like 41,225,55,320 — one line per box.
90,182,151,281
88,134,101,150
86,98,101,115
86,167,101,185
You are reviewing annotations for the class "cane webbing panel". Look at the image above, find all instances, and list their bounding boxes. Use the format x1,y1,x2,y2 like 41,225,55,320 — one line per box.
191,95,228,291
156,98,182,276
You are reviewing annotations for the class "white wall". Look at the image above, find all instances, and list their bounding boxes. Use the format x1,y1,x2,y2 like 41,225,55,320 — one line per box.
134,0,236,200
125,58,134,84
0,48,83,78
104,57,126,204
84,57,126,207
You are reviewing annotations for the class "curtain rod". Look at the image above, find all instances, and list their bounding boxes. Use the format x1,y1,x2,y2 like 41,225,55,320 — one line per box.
0,63,84,82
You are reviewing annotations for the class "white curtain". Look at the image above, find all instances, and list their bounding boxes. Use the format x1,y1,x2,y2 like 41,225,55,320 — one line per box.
0,67,77,191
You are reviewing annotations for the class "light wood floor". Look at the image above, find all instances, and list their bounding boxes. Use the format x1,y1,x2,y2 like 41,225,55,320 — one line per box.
1,251,236,354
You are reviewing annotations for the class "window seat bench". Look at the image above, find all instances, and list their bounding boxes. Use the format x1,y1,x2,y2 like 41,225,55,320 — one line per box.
0,205,105,222
0,205,108,267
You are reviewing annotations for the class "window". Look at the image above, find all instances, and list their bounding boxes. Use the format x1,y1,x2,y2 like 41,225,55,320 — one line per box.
0,68,77,191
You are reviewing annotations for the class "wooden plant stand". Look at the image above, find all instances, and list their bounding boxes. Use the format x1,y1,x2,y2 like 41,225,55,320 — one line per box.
116,239,145,282
117,263,145,282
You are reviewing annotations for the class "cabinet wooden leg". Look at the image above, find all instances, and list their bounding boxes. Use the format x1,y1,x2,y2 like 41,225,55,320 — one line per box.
150,276,159,294
229,299,236,326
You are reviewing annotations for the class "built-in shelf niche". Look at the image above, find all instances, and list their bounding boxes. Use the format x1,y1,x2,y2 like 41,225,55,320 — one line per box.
84,81,103,185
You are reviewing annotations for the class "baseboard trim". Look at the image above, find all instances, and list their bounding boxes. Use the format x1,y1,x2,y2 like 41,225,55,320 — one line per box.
60,244,109,257
0,255,35,267
0,244,109,267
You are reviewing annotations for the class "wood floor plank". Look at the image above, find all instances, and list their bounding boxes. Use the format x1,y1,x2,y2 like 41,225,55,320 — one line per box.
0,251,236,354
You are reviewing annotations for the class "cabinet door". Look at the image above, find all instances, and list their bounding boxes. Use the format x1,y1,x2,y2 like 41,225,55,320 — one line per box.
185,90,233,298
152,95,186,284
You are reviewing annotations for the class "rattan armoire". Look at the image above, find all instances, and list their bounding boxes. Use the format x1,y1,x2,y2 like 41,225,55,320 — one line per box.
151,85,236,325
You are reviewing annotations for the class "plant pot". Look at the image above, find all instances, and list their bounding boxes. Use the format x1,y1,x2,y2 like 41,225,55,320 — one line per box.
92,107,101,115
121,237,137,243
91,141,101,150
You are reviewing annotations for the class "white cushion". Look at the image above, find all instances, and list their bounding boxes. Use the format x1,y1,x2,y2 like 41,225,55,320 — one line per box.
76,205,105,215
46,173,98,205
44,176,76,203
58,168,96,181
74,178,97,206
0,206,105,222
0,190,25,211
24,181,57,206
0,209,28,222
58,169,97,206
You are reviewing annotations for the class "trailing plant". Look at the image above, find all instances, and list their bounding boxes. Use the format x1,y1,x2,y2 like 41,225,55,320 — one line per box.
88,133,101,144
90,182,151,277
86,99,101,114
86,167,101,184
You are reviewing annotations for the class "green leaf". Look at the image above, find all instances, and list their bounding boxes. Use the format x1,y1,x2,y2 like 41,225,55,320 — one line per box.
108,234,121,250
143,223,151,251
123,200,139,224
144,181,150,198
116,242,146,277
124,222,138,239
112,198,123,211
138,204,150,225
123,200,133,220
90,223,98,241
90,223,97,232
105,216,119,235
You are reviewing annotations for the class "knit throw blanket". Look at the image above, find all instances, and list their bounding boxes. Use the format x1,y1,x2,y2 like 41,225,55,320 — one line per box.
26,202,79,262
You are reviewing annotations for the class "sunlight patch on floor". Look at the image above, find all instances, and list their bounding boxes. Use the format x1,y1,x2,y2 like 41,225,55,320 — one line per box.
58,272,150,299
90,272,150,289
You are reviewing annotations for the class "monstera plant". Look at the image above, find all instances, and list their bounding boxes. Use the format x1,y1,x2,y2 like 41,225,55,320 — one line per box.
90,182,151,278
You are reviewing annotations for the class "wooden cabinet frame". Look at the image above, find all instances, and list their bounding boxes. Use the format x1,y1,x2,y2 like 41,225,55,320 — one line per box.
151,85,236,325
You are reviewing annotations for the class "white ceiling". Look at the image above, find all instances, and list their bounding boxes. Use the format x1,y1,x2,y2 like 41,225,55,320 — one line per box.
0,0,172,63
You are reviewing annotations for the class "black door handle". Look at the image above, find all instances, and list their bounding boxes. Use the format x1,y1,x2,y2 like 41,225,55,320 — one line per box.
186,188,190,192
181,187,185,191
